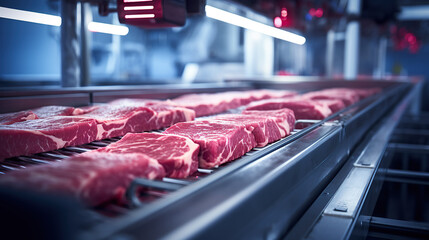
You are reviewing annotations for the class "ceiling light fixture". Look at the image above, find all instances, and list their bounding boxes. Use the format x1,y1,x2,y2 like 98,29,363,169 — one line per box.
205,5,306,45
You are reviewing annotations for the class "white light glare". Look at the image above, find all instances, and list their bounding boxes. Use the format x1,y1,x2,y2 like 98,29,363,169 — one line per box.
0,6,129,36
0,6,61,26
398,6,429,20
88,22,129,36
205,5,306,45
124,0,153,2
124,6,154,11
125,14,155,19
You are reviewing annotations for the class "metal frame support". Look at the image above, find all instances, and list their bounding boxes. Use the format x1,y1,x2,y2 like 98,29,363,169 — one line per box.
80,2,92,86
368,216,429,239
61,0,80,87
325,30,335,77
344,0,362,80
375,37,387,78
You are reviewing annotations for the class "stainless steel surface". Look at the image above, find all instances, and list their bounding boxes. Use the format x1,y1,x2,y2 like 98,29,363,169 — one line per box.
80,2,92,87
358,112,429,239
366,216,429,239
324,167,374,218
61,0,80,87
285,79,421,240
0,82,251,97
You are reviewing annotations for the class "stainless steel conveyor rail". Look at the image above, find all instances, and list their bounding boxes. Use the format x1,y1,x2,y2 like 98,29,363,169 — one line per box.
284,79,423,240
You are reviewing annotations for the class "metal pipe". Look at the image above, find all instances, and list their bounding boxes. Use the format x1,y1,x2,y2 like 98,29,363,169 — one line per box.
375,37,387,78
61,0,80,87
80,2,92,86
344,0,361,80
325,29,335,77
387,143,429,154
369,216,429,238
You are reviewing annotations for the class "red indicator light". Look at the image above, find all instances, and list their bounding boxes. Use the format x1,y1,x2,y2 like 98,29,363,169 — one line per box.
405,33,416,44
309,8,323,18
281,8,288,18
315,8,323,18
274,16,282,28
124,0,153,2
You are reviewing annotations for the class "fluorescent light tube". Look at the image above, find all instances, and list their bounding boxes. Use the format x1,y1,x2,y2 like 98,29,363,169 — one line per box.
0,6,129,36
124,6,154,11
88,22,129,36
124,0,153,2
0,6,61,26
398,6,429,20
205,5,306,45
125,14,155,19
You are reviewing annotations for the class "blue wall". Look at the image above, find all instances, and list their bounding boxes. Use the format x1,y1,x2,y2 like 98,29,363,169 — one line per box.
0,0,61,81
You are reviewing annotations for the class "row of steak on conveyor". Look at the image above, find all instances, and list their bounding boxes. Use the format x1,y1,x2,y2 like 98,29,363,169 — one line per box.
0,88,380,206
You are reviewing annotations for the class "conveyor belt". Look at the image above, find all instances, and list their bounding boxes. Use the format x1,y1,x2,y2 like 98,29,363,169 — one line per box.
0,80,415,240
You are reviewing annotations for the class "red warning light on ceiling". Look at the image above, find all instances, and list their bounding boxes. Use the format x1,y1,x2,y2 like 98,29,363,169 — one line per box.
274,16,283,28
315,8,323,18
309,8,323,18
274,7,291,28
405,33,417,45
281,8,288,19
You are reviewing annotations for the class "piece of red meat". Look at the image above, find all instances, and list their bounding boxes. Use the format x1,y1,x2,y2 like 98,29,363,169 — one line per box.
164,120,257,168
0,152,165,206
107,99,196,129
0,111,38,125
0,116,98,159
99,132,200,178
311,99,346,113
301,88,360,106
170,90,297,117
211,114,287,147
171,93,234,117
245,98,332,120
108,98,163,106
79,105,157,140
241,108,296,136
31,106,84,118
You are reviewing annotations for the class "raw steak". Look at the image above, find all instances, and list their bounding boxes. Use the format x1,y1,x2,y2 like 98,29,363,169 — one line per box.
107,99,196,129
79,105,101,114
108,98,163,106
241,108,296,136
0,117,98,159
211,114,284,147
171,93,237,117
147,105,195,129
311,99,346,113
0,111,38,125
32,106,84,118
80,105,157,140
245,98,332,120
164,120,257,168
0,152,165,206
244,89,297,102
171,90,297,117
99,133,199,178
301,88,360,106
